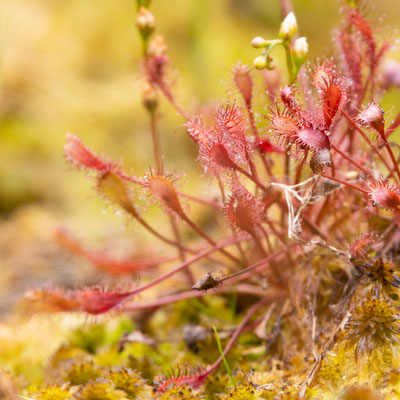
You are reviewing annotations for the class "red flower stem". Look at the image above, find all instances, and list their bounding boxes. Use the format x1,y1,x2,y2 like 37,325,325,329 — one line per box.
217,176,226,203
314,195,330,226
261,154,275,181
202,297,274,378
386,109,400,138
117,171,143,184
127,236,246,298
284,144,291,184
247,102,275,179
246,103,259,137
331,144,374,179
380,132,400,180
135,215,225,267
169,215,195,284
243,102,261,182
148,106,193,281
251,231,268,257
178,192,222,209
149,111,162,171
246,151,260,189
182,215,241,264
341,110,396,180
220,246,294,283
123,284,271,311
294,149,308,185
159,85,190,120
264,216,287,246
278,0,293,17
232,230,249,266
320,173,368,194
217,181,248,265
302,216,328,241
135,215,186,248
235,165,267,190
260,225,273,253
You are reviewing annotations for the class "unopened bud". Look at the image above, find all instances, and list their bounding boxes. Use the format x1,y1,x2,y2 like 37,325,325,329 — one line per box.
292,37,308,69
254,55,267,70
279,12,298,41
148,35,167,56
251,36,268,48
136,7,155,36
141,83,158,113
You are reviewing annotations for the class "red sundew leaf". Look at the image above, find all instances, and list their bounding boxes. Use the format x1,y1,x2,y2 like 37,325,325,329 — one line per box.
295,128,330,151
215,102,248,143
347,8,376,61
225,180,265,235
87,253,158,276
76,289,134,315
185,116,212,145
356,103,385,138
349,232,377,261
311,61,347,129
368,180,400,211
213,102,250,167
270,113,298,140
208,144,238,169
198,139,239,175
336,29,363,95
155,374,207,392
155,366,207,393
312,61,336,91
280,85,300,112
21,287,135,315
322,83,346,129
65,134,110,172
145,173,186,218
21,289,80,314
233,62,253,105
55,228,158,276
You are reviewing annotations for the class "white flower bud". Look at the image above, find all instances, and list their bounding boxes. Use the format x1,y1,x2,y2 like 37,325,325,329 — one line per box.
254,55,267,70
279,12,298,41
136,7,155,33
293,37,308,57
292,37,308,69
251,36,268,48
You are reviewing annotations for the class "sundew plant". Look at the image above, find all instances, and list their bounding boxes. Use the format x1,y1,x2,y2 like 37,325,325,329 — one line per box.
7,0,400,399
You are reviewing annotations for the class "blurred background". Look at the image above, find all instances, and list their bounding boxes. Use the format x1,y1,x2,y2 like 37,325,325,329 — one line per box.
0,0,399,314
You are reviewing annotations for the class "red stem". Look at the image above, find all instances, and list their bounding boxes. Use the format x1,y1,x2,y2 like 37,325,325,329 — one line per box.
123,284,269,311
341,110,396,181
331,144,374,179
202,297,273,377
125,236,246,300
235,165,267,190
320,173,368,194
182,215,241,264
